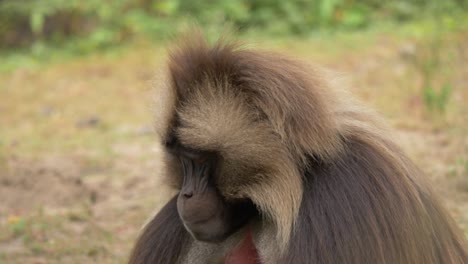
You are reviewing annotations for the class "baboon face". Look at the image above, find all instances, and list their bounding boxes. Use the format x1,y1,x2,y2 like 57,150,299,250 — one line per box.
165,131,257,243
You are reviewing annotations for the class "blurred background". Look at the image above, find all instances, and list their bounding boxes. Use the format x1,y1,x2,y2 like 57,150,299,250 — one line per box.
0,0,467,263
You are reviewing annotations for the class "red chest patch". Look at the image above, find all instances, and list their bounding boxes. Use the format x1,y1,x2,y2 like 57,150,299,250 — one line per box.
224,230,260,264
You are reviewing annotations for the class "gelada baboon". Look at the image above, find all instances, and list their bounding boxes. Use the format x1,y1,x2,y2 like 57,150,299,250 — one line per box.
129,33,468,264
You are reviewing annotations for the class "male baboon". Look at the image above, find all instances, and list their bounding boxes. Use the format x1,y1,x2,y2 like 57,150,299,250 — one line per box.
129,33,468,264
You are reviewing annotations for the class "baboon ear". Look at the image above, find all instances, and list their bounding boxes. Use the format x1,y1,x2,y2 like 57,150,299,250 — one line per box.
235,52,342,161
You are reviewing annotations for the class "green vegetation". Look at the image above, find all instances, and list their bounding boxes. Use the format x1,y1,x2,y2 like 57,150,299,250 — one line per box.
1,0,467,49
405,18,464,115
0,1,466,77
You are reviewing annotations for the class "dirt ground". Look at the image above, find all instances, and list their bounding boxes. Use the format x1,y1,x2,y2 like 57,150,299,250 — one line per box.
0,31,467,263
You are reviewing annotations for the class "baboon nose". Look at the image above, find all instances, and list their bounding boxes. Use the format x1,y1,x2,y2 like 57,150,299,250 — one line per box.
183,191,193,199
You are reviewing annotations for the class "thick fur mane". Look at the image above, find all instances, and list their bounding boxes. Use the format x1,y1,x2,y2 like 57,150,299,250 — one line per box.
168,34,343,162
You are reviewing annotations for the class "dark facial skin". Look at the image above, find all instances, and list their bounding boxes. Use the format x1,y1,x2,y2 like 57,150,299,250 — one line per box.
166,136,256,243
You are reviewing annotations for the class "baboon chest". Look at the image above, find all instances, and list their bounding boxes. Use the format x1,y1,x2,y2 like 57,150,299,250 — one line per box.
224,230,259,264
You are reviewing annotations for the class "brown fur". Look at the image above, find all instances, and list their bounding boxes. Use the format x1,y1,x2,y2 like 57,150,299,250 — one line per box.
129,32,468,263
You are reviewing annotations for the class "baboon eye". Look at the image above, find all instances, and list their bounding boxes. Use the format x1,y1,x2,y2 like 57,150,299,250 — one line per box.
164,132,177,149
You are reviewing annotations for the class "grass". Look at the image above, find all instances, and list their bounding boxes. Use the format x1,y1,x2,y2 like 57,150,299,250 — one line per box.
0,45,162,160
0,22,467,263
